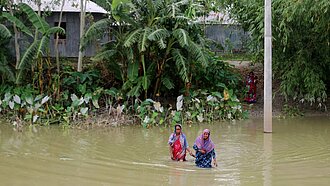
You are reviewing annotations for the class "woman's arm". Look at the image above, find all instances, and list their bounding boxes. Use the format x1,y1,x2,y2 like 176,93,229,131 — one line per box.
186,147,195,157
169,144,174,160
193,144,206,154
211,149,218,167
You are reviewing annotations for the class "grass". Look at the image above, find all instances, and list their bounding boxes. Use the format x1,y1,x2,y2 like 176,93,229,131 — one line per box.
217,53,253,61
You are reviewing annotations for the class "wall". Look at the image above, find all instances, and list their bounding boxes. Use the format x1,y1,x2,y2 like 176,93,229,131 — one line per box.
205,24,250,53
46,12,107,57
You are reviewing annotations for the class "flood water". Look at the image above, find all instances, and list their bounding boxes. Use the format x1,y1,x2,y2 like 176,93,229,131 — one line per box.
1,117,330,186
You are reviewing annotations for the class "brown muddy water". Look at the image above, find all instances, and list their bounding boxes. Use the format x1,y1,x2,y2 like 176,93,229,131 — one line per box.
0,117,330,186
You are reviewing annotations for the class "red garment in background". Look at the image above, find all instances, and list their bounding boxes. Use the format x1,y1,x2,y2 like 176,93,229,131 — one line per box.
245,73,257,103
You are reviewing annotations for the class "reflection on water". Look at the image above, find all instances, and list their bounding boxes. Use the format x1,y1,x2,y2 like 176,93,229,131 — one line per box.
0,117,330,185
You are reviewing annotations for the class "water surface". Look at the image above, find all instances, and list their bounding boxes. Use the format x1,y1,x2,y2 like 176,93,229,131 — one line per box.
1,117,330,185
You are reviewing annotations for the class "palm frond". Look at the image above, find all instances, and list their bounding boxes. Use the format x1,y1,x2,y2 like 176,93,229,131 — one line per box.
174,16,190,23
124,28,142,47
18,3,50,34
148,28,169,49
127,61,139,81
17,40,39,70
161,76,175,90
126,80,142,98
91,50,117,61
148,28,169,41
139,28,151,52
122,79,134,90
81,18,111,50
156,39,167,49
153,0,164,11
167,2,181,17
36,36,50,57
112,0,137,26
0,57,15,82
16,40,39,84
173,28,190,47
172,49,189,83
188,40,208,67
2,12,33,37
0,24,12,39
45,26,65,36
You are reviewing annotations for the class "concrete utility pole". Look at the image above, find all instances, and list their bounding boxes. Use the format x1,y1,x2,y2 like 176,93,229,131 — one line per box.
264,0,272,133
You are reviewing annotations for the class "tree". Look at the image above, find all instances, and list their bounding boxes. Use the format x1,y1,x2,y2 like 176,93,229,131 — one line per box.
77,0,87,72
13,3,65,88
55,0,66,74
7,0,21,69
83,0,213,99
222,0,330,104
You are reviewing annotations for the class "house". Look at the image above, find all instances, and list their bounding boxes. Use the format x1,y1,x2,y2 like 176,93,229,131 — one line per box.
198,11,249,53
16,0,108,57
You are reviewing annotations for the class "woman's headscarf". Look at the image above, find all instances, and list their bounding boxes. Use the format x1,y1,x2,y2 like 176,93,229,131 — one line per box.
168,124,183,145
194,129,215,153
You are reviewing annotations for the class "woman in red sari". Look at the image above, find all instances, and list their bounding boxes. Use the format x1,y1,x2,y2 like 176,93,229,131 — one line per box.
244,71,258,103
168,124,193,161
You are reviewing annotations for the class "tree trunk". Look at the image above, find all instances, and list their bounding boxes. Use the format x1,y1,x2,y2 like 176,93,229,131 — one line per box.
77,0,86,72
35,0,41,39
55,0,65,74
8,0,20,69
54,0,66,100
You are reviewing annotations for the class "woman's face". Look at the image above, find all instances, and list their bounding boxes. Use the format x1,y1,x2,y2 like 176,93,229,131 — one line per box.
175,126,181,134
203,132,209,140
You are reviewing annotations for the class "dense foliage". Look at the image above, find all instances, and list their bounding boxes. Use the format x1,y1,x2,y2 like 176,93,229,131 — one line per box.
84,0,240,99
0,1,247,127
221,0,330,105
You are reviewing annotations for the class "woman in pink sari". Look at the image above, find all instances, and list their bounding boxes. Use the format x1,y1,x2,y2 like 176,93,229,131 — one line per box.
193,129,217,168
168,124,193,161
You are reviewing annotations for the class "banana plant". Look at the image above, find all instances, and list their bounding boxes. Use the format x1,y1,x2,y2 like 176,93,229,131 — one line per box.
0,24,15,83
82,0,210,100
13,3,65,85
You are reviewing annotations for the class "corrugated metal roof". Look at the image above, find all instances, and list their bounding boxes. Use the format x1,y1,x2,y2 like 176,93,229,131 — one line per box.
196,11,236,25
17,0,107,14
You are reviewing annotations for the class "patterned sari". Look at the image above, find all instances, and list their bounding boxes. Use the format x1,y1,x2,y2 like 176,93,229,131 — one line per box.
168,125,188,161
193,129,216,168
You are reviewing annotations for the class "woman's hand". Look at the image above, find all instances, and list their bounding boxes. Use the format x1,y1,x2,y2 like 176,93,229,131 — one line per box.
213,159,218,167
199,149,206,154
189,151,195,158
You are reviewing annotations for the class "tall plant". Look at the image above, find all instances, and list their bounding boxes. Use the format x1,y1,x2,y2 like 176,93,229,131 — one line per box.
83,0,214,99
0,24,15,84
14,3,65,89
221,0,330,104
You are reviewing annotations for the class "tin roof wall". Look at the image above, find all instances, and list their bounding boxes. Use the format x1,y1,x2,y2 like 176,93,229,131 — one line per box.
197,11,236,25
17,0,107,14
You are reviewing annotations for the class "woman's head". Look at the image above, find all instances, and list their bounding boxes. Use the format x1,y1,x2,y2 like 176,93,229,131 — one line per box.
174,124,182,134
203,129,210,140
195,128,215,153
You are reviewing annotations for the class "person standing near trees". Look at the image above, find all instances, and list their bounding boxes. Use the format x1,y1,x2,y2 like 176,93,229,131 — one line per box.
168,124,193,161
244,71,258,103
